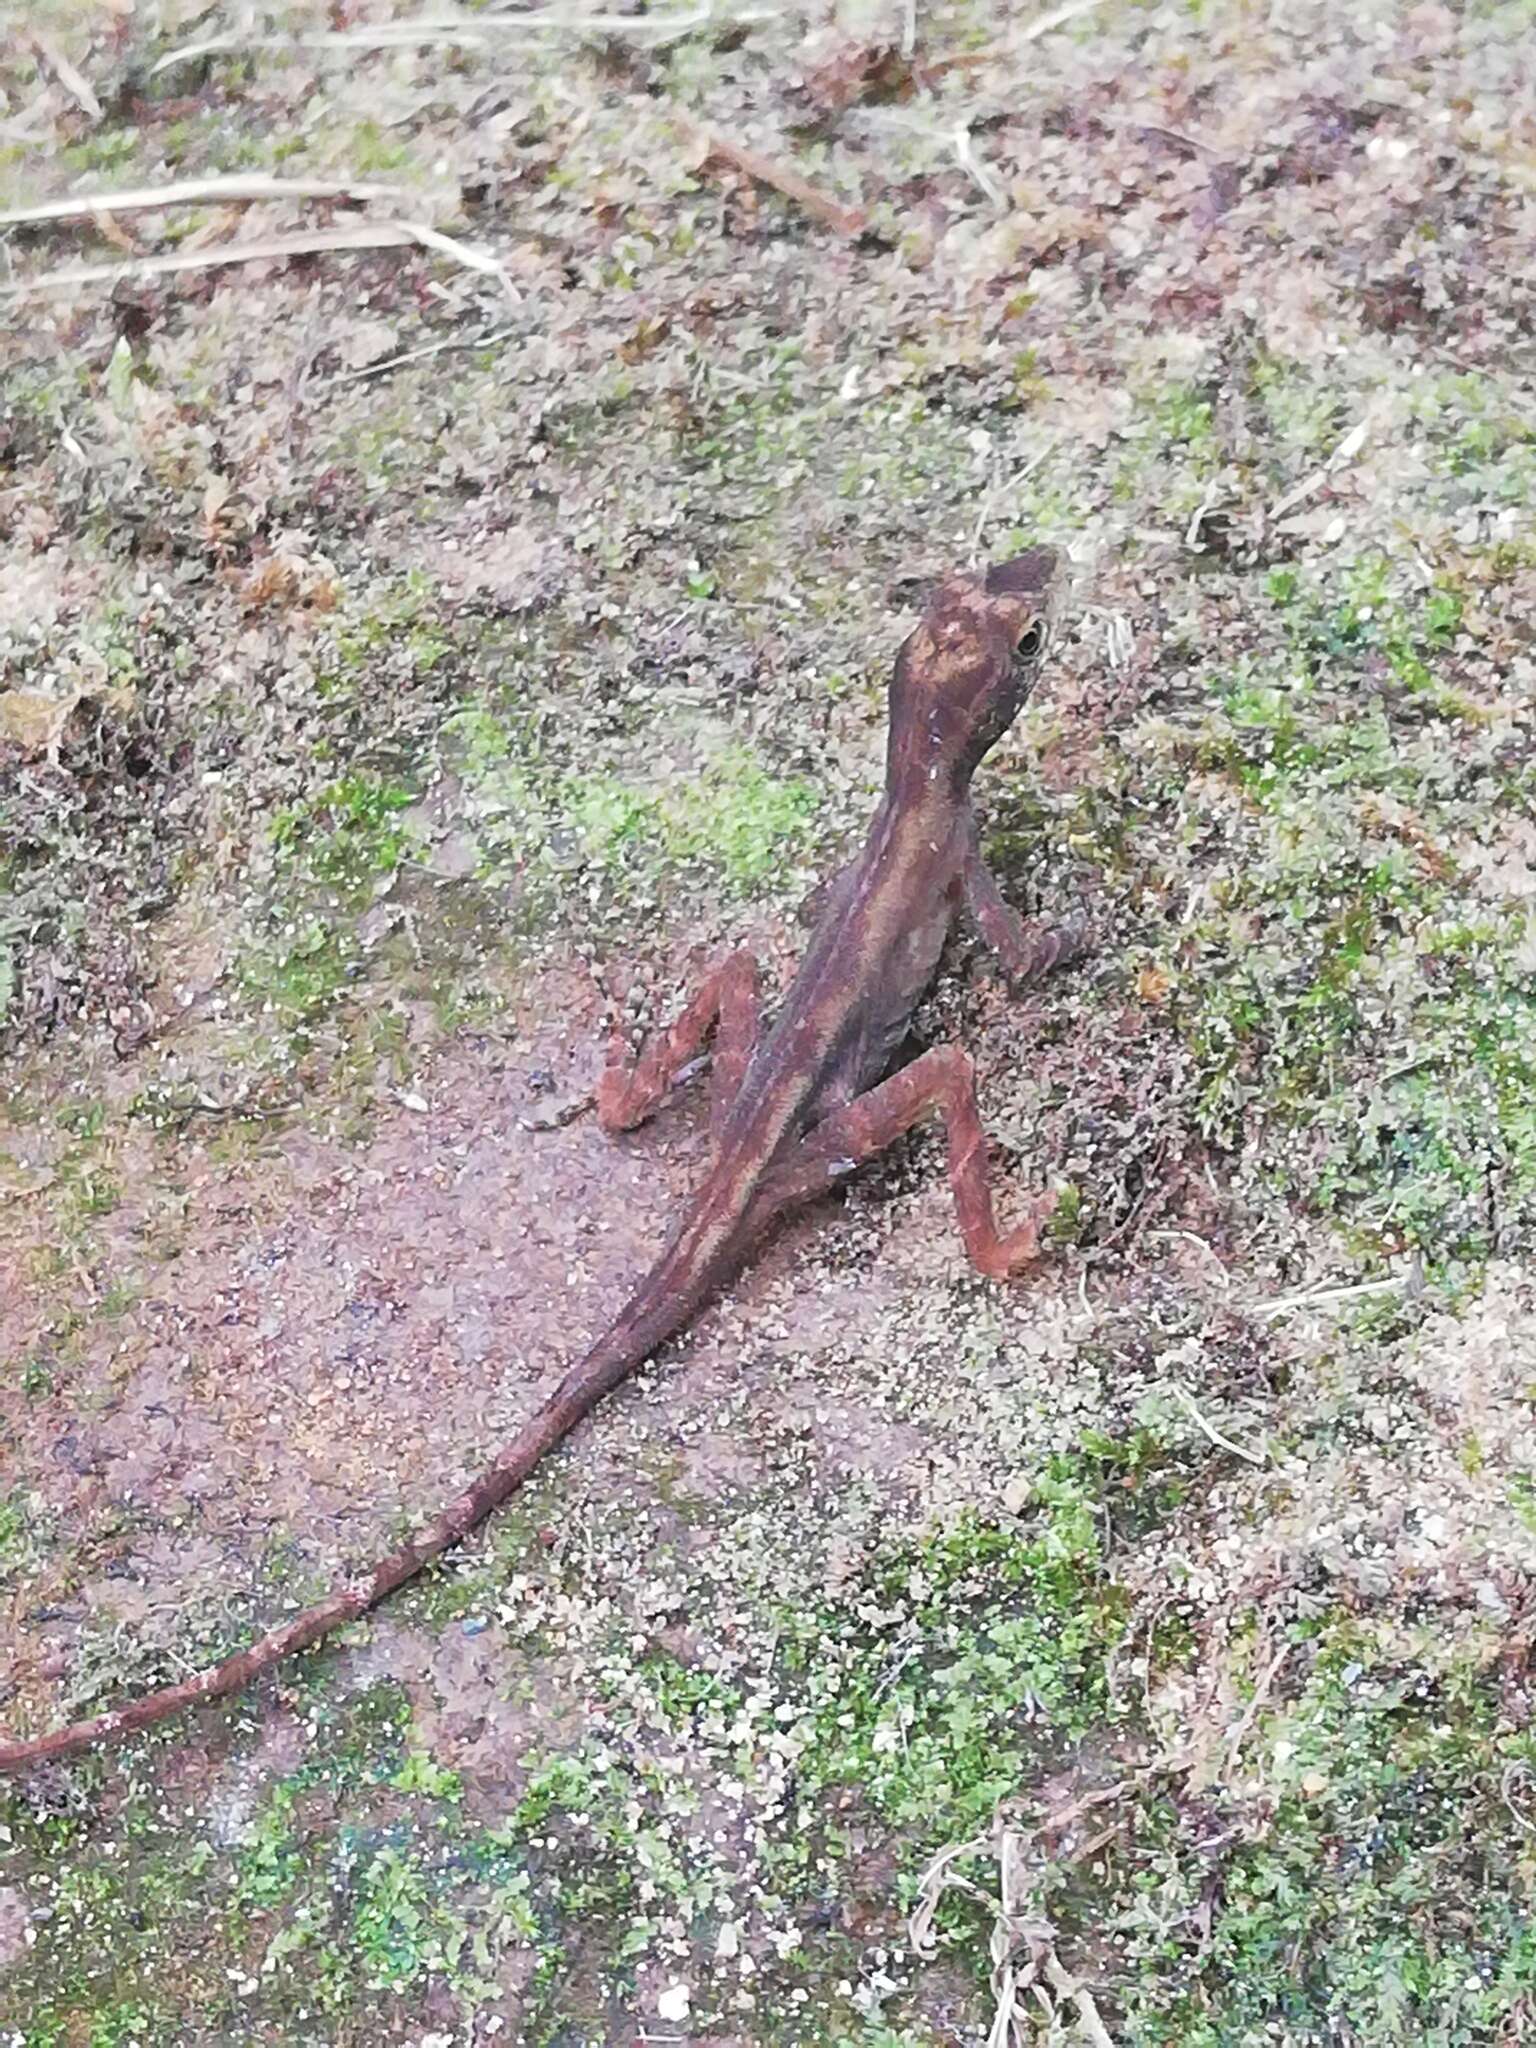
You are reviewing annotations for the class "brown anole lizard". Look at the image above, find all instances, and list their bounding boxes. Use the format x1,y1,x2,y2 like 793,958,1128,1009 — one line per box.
0,548,1085,1771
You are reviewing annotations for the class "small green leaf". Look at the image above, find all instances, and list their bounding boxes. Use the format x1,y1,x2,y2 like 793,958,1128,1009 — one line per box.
105,335,136,413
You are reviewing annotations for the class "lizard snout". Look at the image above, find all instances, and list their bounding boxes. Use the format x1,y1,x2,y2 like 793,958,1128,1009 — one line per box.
983,546,1059,599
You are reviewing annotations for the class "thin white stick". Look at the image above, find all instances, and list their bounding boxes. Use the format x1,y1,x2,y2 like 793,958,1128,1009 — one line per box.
316,322,520,388
3,225,411,295
151,6,727,72
0,174,406,227
1251,1274,1406,1319
2,219,514,302
1169,1382,1267,1466
29,35,103,120
1224,1643,1290,1766
1269,415,1370,521
1020,0,1107,43
397,218,519,302
953,122,1006,208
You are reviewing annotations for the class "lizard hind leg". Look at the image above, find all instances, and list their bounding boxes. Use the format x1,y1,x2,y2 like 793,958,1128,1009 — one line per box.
597,948,764,1136
760,1044,1058,1281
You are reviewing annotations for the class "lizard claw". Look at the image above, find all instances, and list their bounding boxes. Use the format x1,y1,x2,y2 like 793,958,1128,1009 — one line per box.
981,1184,1066,1279
595,1033,640,1132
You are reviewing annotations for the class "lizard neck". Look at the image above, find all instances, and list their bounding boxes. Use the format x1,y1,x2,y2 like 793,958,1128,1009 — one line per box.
882,722,981,818
871,766,975,870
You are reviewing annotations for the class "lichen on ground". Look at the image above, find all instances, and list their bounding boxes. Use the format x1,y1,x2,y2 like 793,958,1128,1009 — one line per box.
3,0,1536,2042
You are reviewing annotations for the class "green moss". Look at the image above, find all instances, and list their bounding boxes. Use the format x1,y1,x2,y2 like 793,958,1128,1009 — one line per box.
1252,354,1344,457
1407,370,1536,483
244,756,422,1030
1098,1626,1536,2043
239,913,355,1025
0,1679,466,2037
235,1782,306,1908
351,1847,442,1990
780,1479,1126,1862
1150,563,1536,1269
61,129,140,176
345,119,416,176
1509,1472,1536,1535
18,1354,54,1397
55,1099,106,1140
18,1442,1114,2042
271,771,415,897
0,1487,50,1579
452,706,821,911
1153,383,1216,448
326,571,451,677
391,1750,463,1802
863,1614,1536,2042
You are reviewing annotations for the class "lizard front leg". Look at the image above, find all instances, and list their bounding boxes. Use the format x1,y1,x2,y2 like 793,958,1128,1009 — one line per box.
597,948,763,1136
757,1045,1059,1281
962,849,1089,984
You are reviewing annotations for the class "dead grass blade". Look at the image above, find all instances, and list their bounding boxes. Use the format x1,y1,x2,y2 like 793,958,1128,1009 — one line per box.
910,1809,1119,2046
2,219,516,303
1251,1271,1408,1319
28,34,103,120
1268,415,1371,522
0,174,407,228
151,5,731,72
908,1828,995,1959
1501,1762,1535,1832
315,323,520,389
1020,0,1108,41
1169,1382,1268,1466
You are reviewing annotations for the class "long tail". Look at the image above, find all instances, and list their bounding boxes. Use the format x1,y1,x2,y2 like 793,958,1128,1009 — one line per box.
0,1279,698,1771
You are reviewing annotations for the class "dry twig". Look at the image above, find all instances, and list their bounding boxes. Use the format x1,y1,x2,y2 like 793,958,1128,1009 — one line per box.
3,220,516,304
677,114,866,239
315,322,520,388
28,34,102,120
151,5,730,72
1224,1643,1291,1767
1251,1272,1407,1319
911,1811,1118,2046
1268,416,1370,522
1169,1381,1268,1466
0,174,406,228
953,122,1007,209
1020,0,1108,41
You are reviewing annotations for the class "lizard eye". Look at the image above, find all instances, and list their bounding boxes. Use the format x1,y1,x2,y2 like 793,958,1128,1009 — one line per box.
1016,620,1048,660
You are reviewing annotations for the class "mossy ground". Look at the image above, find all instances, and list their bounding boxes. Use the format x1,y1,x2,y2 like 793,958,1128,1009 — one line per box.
4,0,1536,2041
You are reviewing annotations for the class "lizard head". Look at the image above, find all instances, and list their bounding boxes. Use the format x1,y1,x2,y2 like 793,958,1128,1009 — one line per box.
886,546,1062,790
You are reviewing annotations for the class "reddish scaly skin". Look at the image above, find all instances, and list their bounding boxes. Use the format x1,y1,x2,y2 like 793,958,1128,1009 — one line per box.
0,549,1086,1772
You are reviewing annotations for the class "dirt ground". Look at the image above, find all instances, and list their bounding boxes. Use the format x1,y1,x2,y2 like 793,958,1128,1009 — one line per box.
4,1,1536,2042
